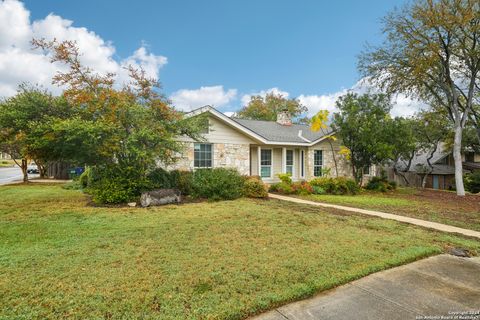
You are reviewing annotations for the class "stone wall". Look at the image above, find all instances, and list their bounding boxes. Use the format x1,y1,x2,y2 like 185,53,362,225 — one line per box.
305,140,352,179
167,142,250,175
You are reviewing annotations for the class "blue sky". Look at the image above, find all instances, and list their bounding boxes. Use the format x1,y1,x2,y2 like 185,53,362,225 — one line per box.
2,0,416,115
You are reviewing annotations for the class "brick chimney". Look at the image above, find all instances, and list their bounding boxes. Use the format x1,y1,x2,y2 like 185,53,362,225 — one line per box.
276,109,292,126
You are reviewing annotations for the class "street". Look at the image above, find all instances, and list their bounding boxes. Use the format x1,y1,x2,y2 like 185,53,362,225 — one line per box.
0,166,38,185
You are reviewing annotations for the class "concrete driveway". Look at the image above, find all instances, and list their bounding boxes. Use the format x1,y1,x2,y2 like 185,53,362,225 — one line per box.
252,254,480,320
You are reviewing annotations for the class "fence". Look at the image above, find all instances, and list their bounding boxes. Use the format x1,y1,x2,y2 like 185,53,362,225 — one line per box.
385,167,423,188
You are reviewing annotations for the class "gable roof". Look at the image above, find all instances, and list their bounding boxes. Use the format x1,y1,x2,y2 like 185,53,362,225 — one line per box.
397,142,469,175
186,106,332,146
232,118,331,143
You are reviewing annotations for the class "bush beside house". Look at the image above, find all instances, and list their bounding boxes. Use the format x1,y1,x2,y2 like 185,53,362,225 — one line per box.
364,176,397,192
465,171,480,194
270,174,359,196
77,167,268,204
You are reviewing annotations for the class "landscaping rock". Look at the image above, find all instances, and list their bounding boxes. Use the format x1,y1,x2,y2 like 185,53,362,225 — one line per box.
127,202,137,207
448,247,472,257
140,189,181,207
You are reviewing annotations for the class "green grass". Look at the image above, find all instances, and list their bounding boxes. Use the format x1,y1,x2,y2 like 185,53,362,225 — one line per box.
1,184,479,319
0,159,16,167
300,188,480,231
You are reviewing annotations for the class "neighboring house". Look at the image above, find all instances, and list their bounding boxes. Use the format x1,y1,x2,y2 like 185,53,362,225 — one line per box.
388,142,478,190
167,106,357,183
0,153,11,160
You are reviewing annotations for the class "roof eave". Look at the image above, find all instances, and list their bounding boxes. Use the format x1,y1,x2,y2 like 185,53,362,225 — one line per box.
185,105,333,147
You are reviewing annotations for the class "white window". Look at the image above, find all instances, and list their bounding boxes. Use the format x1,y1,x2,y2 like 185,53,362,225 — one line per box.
194,143,212,168
363,166,370,175
314,150,323,177
286,150,294,175
260,149,272,178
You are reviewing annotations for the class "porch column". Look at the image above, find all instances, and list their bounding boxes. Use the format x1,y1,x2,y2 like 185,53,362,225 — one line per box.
282,147,286,173
257,146,261,177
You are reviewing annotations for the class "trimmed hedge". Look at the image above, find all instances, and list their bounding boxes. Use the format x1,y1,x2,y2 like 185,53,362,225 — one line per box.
191,168,245,201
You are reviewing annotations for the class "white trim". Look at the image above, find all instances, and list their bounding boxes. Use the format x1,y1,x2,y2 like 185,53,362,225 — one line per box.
193,142,213,168
300,149,305,179
260,148,273,178
297,130,311,143
286,149,294,177
257,146,261,177
185,106,331,146
282,147,286,174
313,149,323,177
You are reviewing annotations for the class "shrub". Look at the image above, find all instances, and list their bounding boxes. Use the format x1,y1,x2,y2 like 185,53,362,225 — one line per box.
465,171,480,194
310,177,359,195
191,168,244,201
270,182,295,194
243,176,268,198
147,168,173,189
79,167,92,188
292,181,313,195
86,164,150,204
365,176,396,192
312,185,325,195
62,180,83,190
170,170,193,196
277,173,292,184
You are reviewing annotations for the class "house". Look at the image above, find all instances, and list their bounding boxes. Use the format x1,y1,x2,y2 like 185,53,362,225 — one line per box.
0,152,10,160
168,106,356,182
388,142,478,190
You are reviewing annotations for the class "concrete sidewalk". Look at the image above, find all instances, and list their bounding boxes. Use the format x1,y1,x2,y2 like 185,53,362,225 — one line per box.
251,254,480,320
269,193,480,239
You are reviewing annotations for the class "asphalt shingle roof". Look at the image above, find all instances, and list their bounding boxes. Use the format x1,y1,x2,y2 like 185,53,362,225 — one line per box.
232,118,331,143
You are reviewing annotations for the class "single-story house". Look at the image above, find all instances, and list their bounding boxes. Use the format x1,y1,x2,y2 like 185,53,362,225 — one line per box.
167,106,359,183
388,142,478,190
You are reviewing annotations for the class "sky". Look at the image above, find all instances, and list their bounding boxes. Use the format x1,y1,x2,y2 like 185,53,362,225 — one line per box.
0,0,422,116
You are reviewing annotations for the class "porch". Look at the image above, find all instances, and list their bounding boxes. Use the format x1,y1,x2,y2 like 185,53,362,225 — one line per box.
249,145,318,183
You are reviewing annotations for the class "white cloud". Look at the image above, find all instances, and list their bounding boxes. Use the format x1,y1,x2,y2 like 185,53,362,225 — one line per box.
223,111,236,117
0,0,167,97
298,79,425,117
236,82,424,118
240,87,290,106
170,85,237,111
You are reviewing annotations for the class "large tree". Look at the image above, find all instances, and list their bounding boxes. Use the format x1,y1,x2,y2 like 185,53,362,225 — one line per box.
0,85,69,181
236,92,308,123
332,93,395,184
386,117,418,186
388,111,449,187
359,0,480,196
31,39,204,181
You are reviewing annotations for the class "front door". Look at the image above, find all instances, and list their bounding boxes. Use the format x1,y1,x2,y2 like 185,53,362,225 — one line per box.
432,175,439,189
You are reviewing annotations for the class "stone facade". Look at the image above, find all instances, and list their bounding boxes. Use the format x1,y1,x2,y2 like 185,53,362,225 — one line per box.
305,140,353,180
167,142,250,175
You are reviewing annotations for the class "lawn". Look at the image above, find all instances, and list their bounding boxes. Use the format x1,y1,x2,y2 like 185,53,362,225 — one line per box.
0,184,479,319
0,159,16,167
300,188,480,231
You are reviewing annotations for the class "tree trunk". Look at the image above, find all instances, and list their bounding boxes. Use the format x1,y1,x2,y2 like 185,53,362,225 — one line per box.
21,159,28,182
453,124,465,196
393,164,410,186
35,159,47,178
421,172,429,189
327,140,339,177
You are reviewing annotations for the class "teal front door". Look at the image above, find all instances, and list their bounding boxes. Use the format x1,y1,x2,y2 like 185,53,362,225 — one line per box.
433,175,439,189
